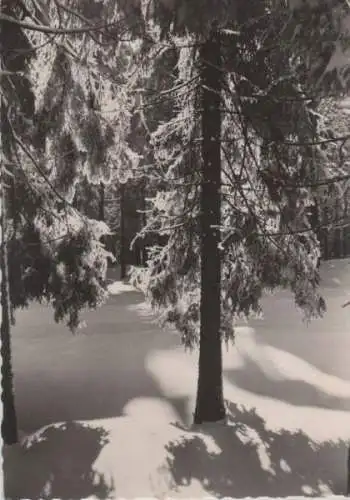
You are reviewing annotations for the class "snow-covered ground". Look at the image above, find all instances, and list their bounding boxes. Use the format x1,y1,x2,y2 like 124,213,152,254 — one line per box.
4,259,350,498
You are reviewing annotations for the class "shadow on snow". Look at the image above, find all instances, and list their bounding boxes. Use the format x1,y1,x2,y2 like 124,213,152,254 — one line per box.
225,355,350,413
12,286,180,433
165,402,348,497
4,404,347,499
4,421,114,500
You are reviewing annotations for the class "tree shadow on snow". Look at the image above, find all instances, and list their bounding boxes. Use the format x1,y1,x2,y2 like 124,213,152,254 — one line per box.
225,356,350,413
165,402,347,497
3,421,114,500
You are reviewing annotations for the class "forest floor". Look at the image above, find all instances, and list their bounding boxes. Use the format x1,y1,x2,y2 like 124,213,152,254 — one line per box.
4,259,350,498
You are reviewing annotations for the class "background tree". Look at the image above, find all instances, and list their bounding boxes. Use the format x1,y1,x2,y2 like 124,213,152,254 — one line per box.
313,99,350,259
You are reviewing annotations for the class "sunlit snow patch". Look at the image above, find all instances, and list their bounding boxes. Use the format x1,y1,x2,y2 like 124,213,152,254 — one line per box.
235,424,274,475
123,397,179,424
107,280,137,295
257,346,350,398
280,459,292,473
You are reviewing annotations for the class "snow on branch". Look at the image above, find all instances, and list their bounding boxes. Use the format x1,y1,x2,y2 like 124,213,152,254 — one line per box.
0,13,122,35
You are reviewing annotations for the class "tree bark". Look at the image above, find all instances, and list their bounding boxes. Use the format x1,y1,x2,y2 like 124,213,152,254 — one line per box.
140,178,147,266
1,192,18,445
98,182,105,222
119,183,127,280
347,445,350,495
322,206,329,260
0,6,19,443
194,28,226,424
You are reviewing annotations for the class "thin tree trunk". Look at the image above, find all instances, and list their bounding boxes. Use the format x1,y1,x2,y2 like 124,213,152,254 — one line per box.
1,191,18,445
194,28,226,424
72,191,79,210
140,178,147,266
347,446,350,495
119,183,127,280
98,181,105,222
344,196,349,257
323,206,329,260
333,197,341,258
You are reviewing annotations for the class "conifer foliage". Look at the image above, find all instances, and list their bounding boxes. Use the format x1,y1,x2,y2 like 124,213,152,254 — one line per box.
0,0,349,438
130,0,350,423
0,0,137,443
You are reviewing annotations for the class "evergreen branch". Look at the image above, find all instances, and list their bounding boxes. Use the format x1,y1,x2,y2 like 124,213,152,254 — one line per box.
138,75,200,97
14,162,61,221
0,13,123,35
54,1,127,46
220,111,295,260
221,132,249,191
221,51,347,104
25,0,53,23
8,117,74,210
0,162,16,178
225,135,349,248
52,0,63,30
275,134,350,147
278,221,346,236
135,83,200,111
25,33,60,54
256,212,350,238
279,173,350,189
222,71,350,151
226,69,349,204
16,4,88,63
15,233,71,247
221,149,273,250
224,91,272,215
0,70,25,77
155,222,186,233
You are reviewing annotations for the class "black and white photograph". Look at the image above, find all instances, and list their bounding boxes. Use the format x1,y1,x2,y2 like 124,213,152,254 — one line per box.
1,0,350,498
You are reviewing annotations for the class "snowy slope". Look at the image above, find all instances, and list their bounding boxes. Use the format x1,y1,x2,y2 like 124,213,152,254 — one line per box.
4,259,350,498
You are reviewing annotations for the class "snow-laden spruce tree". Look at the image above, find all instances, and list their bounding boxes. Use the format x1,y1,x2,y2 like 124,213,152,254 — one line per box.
0,0,140,444
130,0,350,423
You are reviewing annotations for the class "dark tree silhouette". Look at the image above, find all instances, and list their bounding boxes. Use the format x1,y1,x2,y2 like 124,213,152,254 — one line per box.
194,27,226,424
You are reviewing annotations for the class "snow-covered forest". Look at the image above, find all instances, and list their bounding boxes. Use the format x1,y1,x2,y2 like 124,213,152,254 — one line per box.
1,0,350,497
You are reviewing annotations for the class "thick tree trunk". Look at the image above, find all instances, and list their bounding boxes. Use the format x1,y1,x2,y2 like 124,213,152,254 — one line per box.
194,28,226,424
1,193,18,445
119,183,127,280
1,10,18,443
